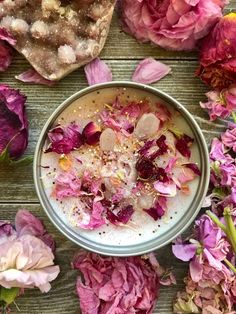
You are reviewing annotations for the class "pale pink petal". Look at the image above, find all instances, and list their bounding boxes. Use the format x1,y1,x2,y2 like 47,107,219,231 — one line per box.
84,58,112,86
0,28,16,45
153,181,177,197
132,58,171,84
15,69,56,86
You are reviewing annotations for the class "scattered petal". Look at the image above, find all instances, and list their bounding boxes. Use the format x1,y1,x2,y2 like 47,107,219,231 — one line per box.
15,69,56,86
84,58,112,86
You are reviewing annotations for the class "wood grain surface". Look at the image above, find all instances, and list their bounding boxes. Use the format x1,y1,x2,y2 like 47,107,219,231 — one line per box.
0,2,236,313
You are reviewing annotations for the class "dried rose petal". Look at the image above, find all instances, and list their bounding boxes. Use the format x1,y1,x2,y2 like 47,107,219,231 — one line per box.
175,134,194,159
82,121,101,145
107,205,134,225
136,157,156,180
154,181,177,197
0,28,16,46
138,140,155,157
0,84,28,160
46,124,83,154
15,69,56,86
184,163,201,176
150,135,168,160
84,58,112,86
153,167,169,183
144,202,165,221
132,58,171,84
197,13,236,89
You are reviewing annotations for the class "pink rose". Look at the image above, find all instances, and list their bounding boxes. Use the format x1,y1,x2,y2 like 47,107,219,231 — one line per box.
119,0,227,51
0,234,59,293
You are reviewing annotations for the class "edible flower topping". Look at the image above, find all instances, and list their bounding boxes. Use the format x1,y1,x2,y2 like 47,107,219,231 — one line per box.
144,201,165,221
175,134,194,159
107,205,134,225
82,121,101,145
46,124,83,154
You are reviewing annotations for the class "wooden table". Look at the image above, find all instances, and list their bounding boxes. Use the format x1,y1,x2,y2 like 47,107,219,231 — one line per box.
1,3,236,313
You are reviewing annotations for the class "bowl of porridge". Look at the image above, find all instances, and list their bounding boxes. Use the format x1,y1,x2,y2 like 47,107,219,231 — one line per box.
34,81,210,256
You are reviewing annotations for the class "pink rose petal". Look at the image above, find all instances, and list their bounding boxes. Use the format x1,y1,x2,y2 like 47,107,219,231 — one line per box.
84,58,112,86
0,28,16,46
15,69,56,86
132,58,171,84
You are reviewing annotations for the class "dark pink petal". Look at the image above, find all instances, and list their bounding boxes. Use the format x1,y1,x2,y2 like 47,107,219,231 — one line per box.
0,85,28,159
82,121,101,145
138,140,155,156
46,124,82,154
150,135,168,160
132,58,171,84
107,205,134,225
144,202,165,221
184,163,201,176
15,69,56,86
0,28,16,46
136,157,156,179
175,134,194,159
0,42,12,72
84,58,112,86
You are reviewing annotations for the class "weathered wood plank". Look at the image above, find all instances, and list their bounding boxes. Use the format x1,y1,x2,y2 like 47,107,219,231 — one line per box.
0,59,226,202
0,204,188,314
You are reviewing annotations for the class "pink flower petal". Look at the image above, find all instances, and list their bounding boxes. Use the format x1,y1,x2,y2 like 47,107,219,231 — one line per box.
0,28,16,46
15,69,56,86
132,58,171,84
0,43,12,72
84,58,112,86
153,181,177,197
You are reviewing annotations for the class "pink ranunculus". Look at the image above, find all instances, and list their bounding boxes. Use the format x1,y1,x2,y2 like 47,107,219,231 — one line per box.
0,234,60,292
119,0,227,51
0,84,28,160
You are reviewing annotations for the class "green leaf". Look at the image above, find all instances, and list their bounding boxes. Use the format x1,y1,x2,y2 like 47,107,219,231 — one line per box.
0,147,33,167
0,287,19,305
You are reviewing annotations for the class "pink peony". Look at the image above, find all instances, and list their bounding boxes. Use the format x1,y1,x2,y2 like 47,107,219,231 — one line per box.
0,234,59,292
119,0,227,51
73,251,174,314
197,13,236,89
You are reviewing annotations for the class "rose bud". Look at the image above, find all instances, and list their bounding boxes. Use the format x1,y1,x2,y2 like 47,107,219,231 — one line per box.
118,0,227,51
82,121,101,145
197,13,236,89
0,84,28,162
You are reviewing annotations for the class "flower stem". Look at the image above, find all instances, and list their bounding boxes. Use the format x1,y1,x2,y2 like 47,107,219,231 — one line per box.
206,210,227,233
232,111,236,124
224,207,236,253
224,258,236,274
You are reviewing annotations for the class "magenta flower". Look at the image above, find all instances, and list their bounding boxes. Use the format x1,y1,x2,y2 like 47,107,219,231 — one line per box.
0,28,16,72
0,85,28,161
197,13,236,89
119,0,227,51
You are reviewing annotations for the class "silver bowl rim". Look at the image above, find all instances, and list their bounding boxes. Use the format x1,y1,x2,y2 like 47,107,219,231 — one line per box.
33,81,210,256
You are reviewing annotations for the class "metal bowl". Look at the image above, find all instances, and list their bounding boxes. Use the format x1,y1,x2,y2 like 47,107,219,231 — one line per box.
34,81,210,256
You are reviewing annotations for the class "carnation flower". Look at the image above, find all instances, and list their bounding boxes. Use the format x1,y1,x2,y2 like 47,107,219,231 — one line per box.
73,251,175,314
197,13,236,89
119,0,227,51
